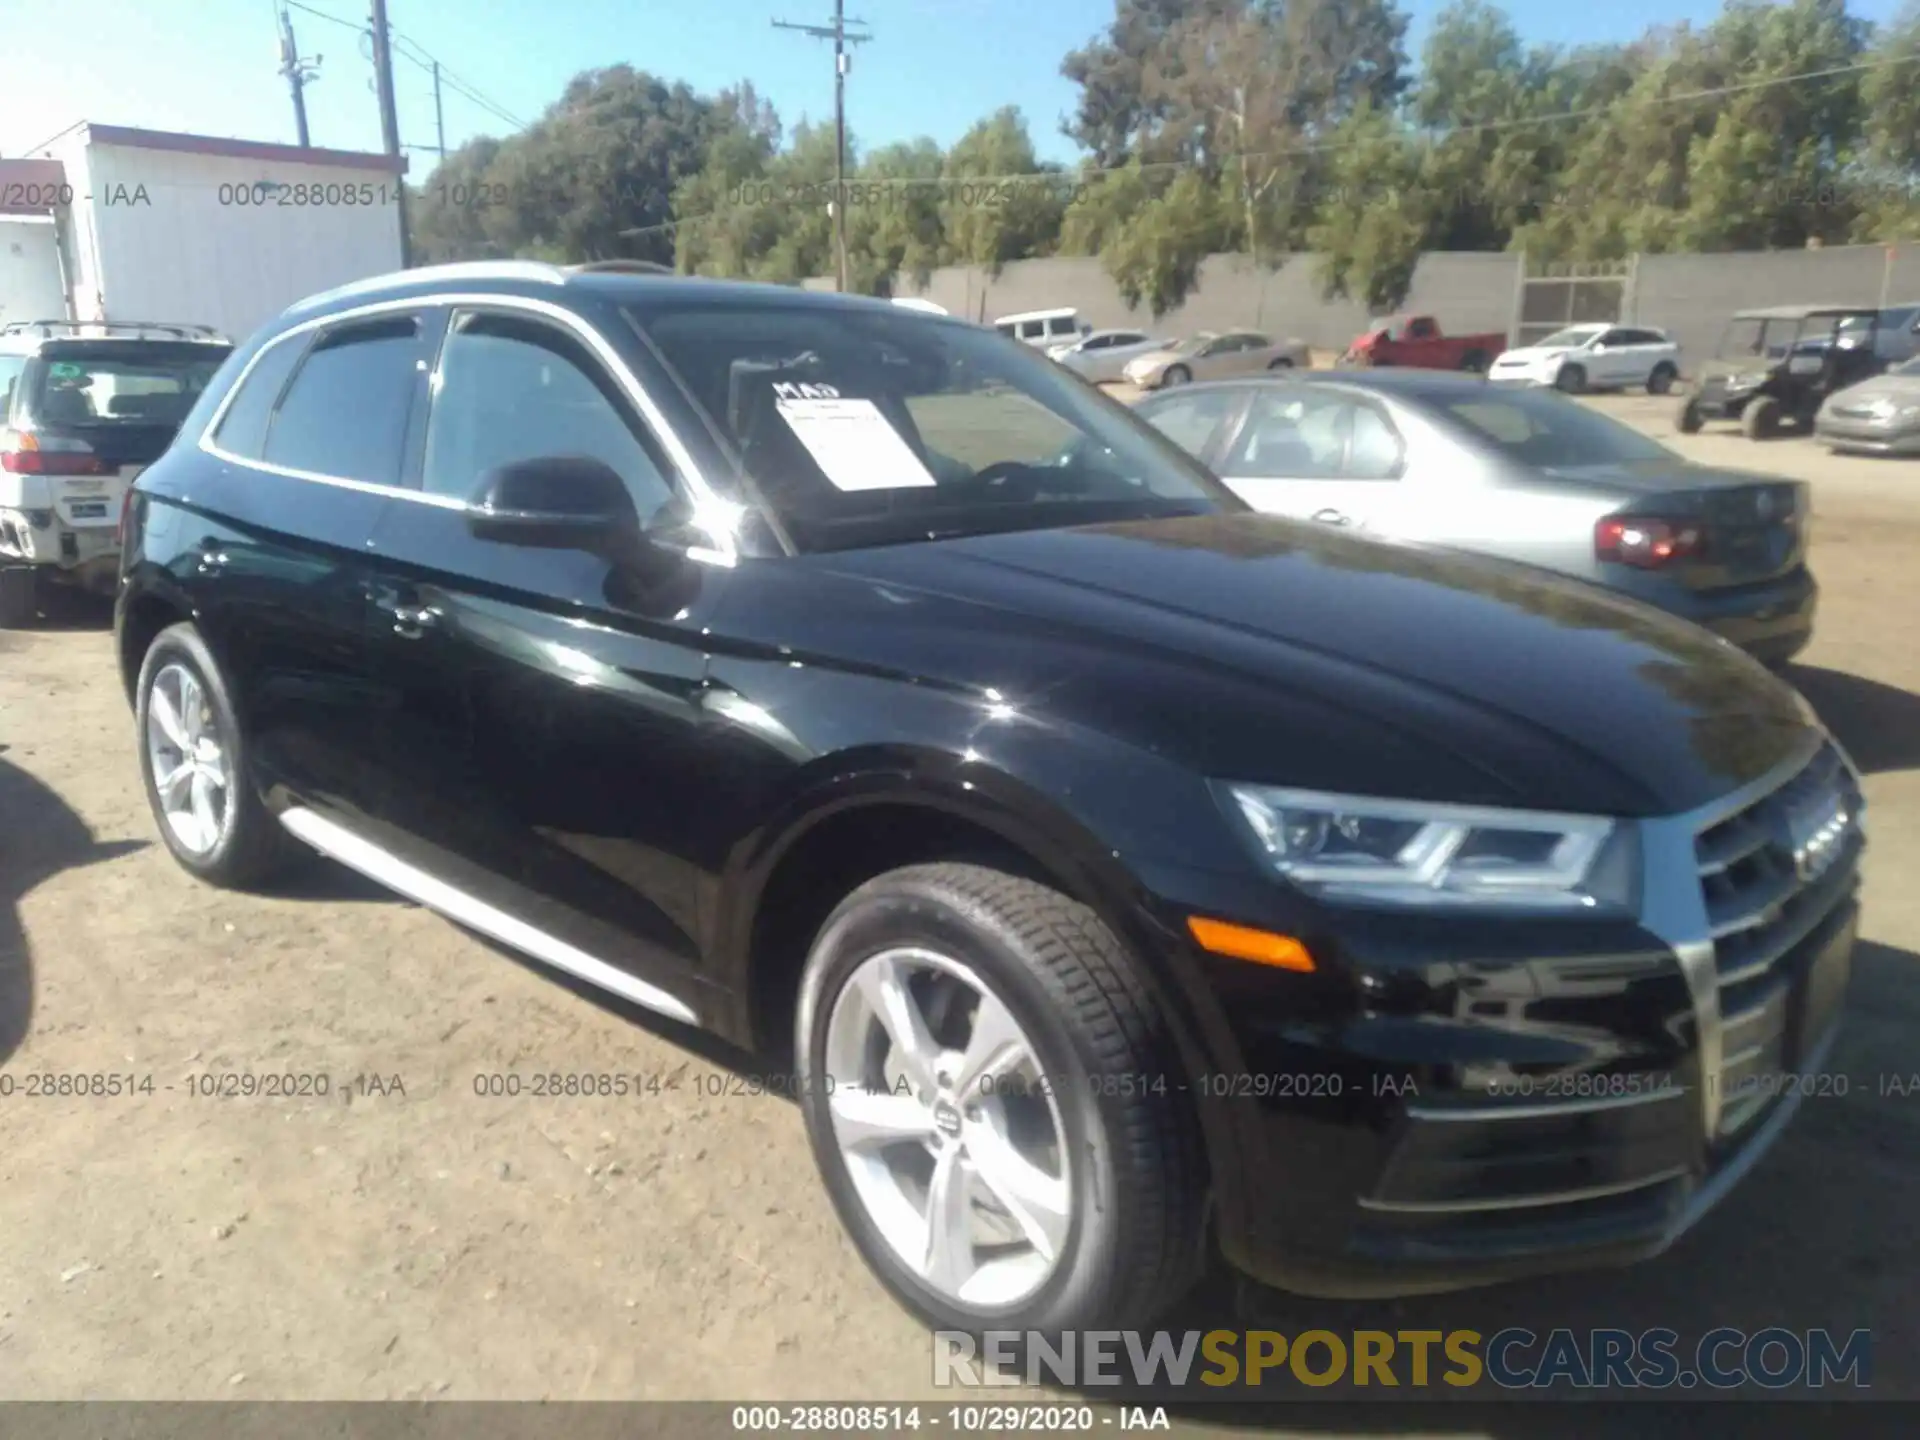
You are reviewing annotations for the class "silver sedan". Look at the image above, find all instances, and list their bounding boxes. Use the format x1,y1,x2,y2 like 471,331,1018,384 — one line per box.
1816,356,1920,455
1130,370,1817,667
1046,328,1170,384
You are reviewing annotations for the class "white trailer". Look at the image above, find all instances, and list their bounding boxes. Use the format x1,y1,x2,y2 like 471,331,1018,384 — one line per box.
6,123,407,342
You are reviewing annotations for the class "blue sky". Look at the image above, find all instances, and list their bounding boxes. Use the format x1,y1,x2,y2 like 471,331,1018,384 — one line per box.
1,0,1908,171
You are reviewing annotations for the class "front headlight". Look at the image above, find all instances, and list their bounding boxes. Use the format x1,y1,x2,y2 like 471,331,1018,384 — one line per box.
1216,783,1638,912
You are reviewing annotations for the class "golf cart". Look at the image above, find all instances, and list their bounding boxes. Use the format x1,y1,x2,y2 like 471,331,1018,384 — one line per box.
1677,304,1886,440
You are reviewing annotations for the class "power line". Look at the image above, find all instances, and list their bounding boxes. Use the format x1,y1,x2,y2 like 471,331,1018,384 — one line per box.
282,0,528,135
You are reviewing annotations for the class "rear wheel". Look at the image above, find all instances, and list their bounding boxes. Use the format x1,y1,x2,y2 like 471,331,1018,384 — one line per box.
0,565,37,628
1160,364,1191,388
1742,395,1784,440
1267,357,1293,370
1554,363,1587,394
1647,362,1678,395
135,622,301,889
1459,350,1489,374
793,862,1205,1334
1676,398,1704,434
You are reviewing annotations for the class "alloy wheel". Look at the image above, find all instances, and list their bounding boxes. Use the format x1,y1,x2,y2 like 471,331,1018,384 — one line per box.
822,946,1071,1309
145,661,231,855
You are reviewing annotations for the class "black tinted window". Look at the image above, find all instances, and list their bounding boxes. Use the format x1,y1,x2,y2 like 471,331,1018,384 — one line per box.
264,316,421,483
212,336,307,459
422,310,673,518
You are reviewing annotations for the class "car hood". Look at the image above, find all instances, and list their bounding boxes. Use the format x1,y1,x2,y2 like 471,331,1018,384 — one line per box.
1826,373,1920,407
802,513,1813,818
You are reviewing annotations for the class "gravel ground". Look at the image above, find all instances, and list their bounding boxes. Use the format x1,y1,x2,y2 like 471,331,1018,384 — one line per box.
3,393,1919,1421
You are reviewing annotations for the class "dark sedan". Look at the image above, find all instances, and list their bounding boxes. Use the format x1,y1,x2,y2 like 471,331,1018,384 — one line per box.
1133,371,1817,667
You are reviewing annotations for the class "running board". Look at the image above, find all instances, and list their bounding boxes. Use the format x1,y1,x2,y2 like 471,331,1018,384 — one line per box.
277,805,700,1027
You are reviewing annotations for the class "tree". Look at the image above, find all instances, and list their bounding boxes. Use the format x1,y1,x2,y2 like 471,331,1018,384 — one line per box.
940,108,1069,274
1305,99,1428,309
845,139,950,292
1855,3,1920,238
410,137,507,263
1061,163,1222,314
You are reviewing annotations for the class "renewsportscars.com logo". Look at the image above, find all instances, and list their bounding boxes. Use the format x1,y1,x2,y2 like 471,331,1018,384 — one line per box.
933,1327,1872,1392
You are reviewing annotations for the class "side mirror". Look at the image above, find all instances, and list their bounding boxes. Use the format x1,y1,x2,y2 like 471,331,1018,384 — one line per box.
466,455,638,553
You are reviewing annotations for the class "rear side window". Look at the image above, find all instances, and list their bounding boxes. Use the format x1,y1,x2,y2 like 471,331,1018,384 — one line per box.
0,355,24,420
210,337,308,460
263,315,423,485
1047,315,1078,337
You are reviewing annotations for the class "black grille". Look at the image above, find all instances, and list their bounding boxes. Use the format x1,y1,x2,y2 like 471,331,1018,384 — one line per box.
1694,744,1863,1137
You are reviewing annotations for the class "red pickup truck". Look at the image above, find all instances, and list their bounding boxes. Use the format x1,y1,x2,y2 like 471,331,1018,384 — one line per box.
1340,314,1506,372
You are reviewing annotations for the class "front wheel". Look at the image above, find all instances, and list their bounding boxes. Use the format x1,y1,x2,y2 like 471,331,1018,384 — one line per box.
1267,357,1294,370
1160,364,1191,388
1742,394,1784,440
1554,363,1587,394
794,863,1205,1334
135,622,301,888
1676,398,1704,434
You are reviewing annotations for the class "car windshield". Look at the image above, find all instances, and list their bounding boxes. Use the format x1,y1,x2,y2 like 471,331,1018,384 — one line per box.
1536,326,1604,349
28,342,230,428
627,301,1244,552
1436,388,1675,468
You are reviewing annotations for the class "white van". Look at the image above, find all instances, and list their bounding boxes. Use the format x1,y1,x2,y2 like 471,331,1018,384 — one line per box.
993,308,1088,348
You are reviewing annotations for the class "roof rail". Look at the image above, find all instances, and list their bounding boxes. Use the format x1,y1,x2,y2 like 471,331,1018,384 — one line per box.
0,319,232,343
568,260,677,276
285,260,570,314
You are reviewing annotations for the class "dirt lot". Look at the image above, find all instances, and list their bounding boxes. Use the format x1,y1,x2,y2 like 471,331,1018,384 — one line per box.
4,395,1920,1417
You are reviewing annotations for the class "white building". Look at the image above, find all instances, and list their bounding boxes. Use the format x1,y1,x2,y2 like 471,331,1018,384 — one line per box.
1,122,407,341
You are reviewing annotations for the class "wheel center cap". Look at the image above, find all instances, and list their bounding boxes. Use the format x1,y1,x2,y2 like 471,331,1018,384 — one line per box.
932,1100,963,1139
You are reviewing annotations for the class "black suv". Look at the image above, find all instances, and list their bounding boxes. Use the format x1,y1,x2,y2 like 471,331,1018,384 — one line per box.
117,263,1863,1334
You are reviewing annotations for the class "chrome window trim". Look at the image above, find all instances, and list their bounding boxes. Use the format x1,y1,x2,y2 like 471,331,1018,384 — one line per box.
196,291,737,567
1358,1165,1689,1215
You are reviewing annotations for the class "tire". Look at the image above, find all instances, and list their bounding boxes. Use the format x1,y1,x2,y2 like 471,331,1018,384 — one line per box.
1267,356,1294,370
1677,398,1704,434
1647,362,1678,395
1554,363,1587,394
793,862,1206,1336
1742,395,1783,440
1459,350,1489,374
135,621,301,889
1160,364,1191,388
0,565,37,628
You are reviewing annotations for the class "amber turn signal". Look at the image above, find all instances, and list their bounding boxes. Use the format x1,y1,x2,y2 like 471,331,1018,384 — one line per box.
1186,916,1315,972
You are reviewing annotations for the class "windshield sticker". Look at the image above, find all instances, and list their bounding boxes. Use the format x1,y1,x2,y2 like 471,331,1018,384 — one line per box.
48,362,86,380
775,395,938,492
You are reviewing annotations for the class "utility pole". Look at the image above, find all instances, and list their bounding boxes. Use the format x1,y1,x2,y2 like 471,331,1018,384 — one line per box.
432,60,447,161
773,2,872,291
276,5,321,147
367,0,412,267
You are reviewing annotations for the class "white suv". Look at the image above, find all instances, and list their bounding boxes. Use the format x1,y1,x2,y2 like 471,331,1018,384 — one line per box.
1490,324,1681,395
1,320,231,626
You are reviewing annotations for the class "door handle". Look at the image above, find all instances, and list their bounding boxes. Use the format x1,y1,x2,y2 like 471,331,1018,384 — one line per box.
386,602,441,639
1311,508,1352,526
367,584,441,639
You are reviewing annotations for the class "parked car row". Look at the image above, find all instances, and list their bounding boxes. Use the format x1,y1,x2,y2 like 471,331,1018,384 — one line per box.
102,265,1861,1347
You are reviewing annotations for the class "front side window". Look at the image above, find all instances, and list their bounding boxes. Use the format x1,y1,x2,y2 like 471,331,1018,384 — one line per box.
210,337,308,460
1537,326,1604,349
626,302,1241,553
1220,391,1348,479
1137,390,1237,457
1346,405,1404,480
263,315,423,485
421,310,674,519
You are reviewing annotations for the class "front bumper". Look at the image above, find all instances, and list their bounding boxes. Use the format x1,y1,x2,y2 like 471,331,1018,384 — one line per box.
1689,387,1764,419
1816,417,1920,455
1135,737,1861,1298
